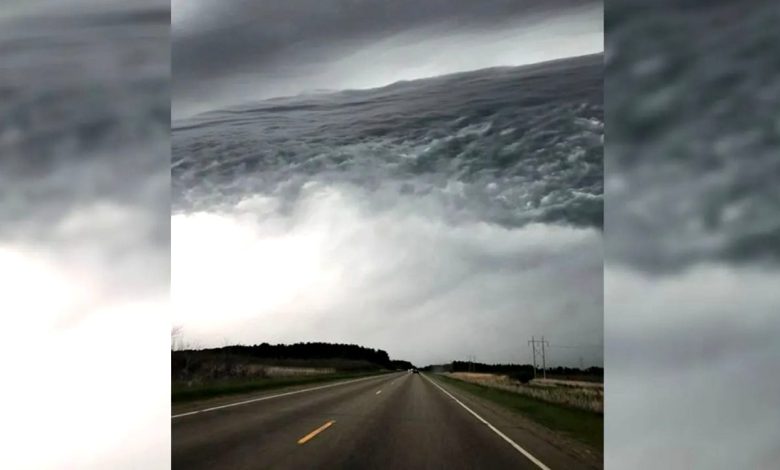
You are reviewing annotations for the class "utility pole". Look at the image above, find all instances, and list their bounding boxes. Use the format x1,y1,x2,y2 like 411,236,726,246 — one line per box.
529,336,550,379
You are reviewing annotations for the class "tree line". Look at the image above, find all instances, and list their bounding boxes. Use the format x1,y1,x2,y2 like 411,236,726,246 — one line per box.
177,342,394,368
423,361,603,383
390,359,414,370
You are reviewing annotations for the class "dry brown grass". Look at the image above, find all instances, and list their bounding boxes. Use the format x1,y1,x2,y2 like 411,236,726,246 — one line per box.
171,350,376,384
448,372,603,413
532,378,603,389
262,366,336,377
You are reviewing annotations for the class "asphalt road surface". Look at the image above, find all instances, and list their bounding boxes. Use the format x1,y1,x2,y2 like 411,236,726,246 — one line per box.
172,372,597,469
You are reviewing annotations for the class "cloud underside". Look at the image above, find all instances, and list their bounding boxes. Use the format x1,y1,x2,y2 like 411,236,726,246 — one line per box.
173,185,603,366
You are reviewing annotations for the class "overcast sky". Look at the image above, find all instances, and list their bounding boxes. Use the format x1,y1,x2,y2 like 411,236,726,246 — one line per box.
1,1,169,468
173,0,602,118
605,1,779,467
172,188,604,367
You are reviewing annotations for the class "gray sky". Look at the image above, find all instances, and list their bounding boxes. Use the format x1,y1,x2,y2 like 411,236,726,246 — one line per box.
605,0,780,467
0,1,169,468
172,187,604,367
173,0,602,118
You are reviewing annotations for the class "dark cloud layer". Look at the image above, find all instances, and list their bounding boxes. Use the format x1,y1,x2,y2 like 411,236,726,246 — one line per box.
0,2,169,248
175,0,593,71
606,0,780,274
0,3,170,305
174,54,603,230
174,0,601,116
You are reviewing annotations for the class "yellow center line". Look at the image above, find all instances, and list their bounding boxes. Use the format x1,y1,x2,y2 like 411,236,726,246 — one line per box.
297,420,335,445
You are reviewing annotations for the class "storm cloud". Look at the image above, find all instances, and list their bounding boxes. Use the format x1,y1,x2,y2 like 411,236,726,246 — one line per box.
605,1,780,468
172,44,604,367
173,0,602,118
172,185,603,367
0,1,169,468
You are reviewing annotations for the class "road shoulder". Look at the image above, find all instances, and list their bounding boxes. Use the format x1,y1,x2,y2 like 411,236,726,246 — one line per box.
424,373,603,470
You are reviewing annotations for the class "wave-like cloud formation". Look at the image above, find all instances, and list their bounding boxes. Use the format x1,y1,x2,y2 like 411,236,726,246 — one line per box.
174,55,604,230
173,54,604,366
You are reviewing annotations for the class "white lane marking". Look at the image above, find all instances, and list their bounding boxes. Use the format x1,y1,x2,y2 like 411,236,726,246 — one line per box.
173,373,397,419
422,374,551,470
376,390,382,395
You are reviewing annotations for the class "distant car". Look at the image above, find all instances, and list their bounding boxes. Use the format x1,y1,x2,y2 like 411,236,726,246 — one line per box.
412,368,419,374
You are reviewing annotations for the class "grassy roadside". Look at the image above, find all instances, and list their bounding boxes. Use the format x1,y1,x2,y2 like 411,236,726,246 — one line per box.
172,370,386,403
434,374,603,450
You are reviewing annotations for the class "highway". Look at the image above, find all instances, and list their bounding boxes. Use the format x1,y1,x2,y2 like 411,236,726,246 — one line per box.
172,372,599,469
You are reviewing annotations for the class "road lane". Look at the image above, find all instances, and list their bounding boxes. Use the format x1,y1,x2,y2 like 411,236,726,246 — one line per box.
172,372,402,469
172,372,598,469
173,373,389,418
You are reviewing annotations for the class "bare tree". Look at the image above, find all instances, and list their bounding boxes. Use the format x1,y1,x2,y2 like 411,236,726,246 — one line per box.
171,326,202,351
171,325,183,351
171,325,188,351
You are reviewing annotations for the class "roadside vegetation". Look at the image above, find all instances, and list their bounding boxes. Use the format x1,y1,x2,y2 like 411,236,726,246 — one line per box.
448,372,603,413
435,360,603,383
435,373,603,450
171,331,410,403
